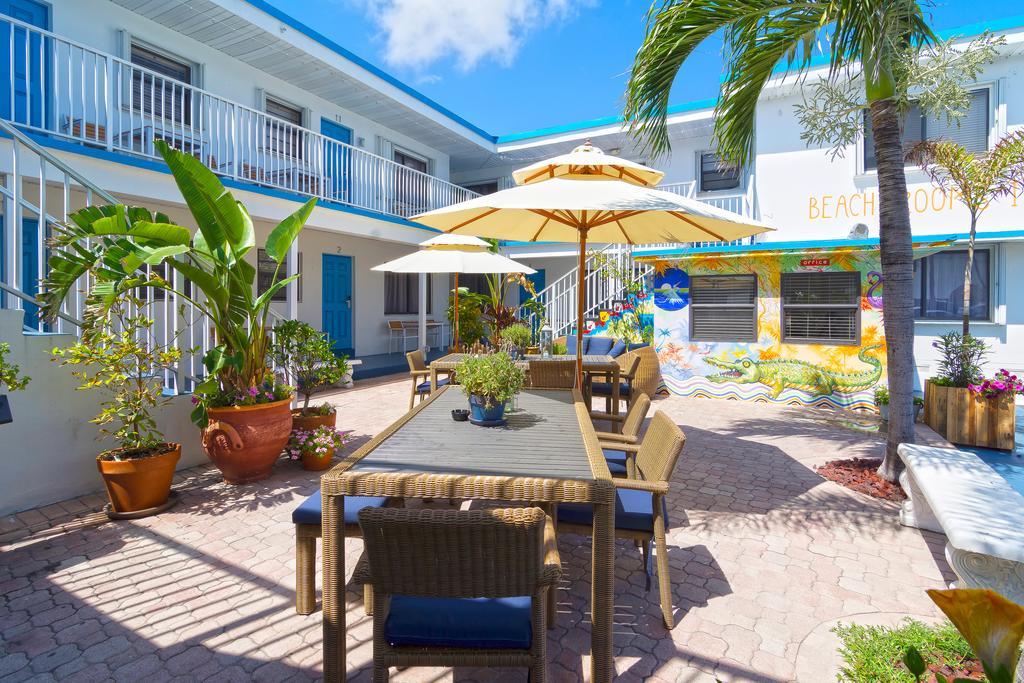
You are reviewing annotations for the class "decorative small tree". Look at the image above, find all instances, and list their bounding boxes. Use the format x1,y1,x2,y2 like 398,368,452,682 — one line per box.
909,131,1024,335
52,296,181,459
271,320,349,416
931,332,988,388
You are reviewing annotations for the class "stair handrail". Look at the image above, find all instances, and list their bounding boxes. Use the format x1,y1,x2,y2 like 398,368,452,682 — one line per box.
0,281,84,329
0,120,119,204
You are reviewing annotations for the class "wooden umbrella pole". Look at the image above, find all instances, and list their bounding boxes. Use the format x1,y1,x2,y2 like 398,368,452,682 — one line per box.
453,272,460,352
575,227,588,389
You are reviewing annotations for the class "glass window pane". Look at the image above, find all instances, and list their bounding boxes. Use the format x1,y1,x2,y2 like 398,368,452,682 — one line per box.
917,249,989,320
699,152,741,192
926,90,989,154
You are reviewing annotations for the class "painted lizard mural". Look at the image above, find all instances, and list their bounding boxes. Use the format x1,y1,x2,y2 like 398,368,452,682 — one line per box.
704,344,884,398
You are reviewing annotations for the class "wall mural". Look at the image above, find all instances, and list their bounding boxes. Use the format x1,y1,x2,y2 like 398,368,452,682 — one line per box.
646,248,887,410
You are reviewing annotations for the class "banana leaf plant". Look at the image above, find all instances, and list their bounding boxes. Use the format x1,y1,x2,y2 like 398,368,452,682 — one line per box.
40,141,315,427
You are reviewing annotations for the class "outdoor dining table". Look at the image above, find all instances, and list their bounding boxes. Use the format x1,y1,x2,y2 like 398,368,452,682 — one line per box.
319,385,617,682
428,352,622,418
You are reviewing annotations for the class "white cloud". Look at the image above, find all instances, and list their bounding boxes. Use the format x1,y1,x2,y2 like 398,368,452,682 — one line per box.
358,0,592,72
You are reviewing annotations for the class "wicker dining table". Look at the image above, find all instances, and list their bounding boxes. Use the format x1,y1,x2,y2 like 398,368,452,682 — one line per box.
429,352,621,417
319,385,617,681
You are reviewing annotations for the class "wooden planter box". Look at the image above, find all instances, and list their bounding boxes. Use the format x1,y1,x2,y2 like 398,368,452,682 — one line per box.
923,381,1016,451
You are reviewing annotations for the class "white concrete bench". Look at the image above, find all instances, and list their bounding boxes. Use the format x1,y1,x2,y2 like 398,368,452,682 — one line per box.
898,443,1024,605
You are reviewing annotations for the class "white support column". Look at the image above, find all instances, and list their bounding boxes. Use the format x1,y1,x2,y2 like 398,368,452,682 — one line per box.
418,272,427,351
286,239,299,320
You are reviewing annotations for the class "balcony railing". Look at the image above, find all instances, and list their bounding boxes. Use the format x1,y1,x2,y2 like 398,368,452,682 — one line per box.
633,179,760,253
0,15,478,219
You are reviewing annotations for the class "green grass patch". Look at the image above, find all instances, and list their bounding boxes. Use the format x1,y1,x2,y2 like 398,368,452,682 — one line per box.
833,618,981,682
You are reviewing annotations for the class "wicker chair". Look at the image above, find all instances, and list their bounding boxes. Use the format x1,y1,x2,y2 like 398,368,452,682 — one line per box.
557,410,685,628
590,353,642,415
619,346,662,401
354,507,562,682
292,491,389,615
406,349,448,410
593,393,651,478
528,359,576,389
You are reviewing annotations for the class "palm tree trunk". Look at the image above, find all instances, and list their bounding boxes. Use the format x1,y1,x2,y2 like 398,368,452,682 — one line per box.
870,98,916,483
961,212,977,336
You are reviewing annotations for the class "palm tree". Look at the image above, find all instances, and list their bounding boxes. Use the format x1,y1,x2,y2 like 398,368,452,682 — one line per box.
908,132,1024,335
624,0,936,481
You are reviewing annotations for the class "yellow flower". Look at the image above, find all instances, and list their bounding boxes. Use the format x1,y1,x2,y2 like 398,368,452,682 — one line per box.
927,588,1024,683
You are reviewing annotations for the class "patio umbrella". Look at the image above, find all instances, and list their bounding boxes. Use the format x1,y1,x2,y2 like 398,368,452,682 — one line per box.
371,233,535,351
411,143,774,384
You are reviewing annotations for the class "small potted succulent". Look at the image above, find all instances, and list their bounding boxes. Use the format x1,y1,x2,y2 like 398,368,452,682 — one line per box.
499,323,532,360
455,352,526,425
285,426,353,471
0,341,30,425
272,320,349,431
52,298,182,517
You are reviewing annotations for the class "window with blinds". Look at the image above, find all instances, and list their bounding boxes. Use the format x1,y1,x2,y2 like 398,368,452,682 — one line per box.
264,96,306,159
781,272,860,344
257,248,301,303
698,152,741,192
689,275,757,342
863,89,989,170
913,249,990,320
130,44,192,123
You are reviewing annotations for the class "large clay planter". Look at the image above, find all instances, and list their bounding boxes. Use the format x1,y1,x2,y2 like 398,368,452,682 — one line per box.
300,447,335,471
924,380,1016,450
97,443,181,513
291,408,336,432
203,398,292,483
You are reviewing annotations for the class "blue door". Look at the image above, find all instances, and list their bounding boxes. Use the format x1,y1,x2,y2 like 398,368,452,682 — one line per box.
0,0,50,129
321,118,353,203
322,254,353,354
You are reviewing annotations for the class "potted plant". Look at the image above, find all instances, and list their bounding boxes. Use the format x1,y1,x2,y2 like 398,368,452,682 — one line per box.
285,426,353,471
0,341,30,425
52,297,182,516
499,323,532,359
874,387,890,421
455,352,526,425
272,320,349,431
42,141,312,484
923,333,1015,450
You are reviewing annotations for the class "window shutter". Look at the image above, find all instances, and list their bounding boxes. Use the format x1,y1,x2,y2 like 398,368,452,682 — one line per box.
698,152,741,192
926,89,989,153
781,272,860,343
690,275,757,342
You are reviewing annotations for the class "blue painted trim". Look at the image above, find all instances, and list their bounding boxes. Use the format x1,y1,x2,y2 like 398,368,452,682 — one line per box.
1,129,440,233
237,0,496,144
634,230,1024,258
495,16,1024,144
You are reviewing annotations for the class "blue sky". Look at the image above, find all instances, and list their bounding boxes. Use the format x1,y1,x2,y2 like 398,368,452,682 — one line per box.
266,0,1024,138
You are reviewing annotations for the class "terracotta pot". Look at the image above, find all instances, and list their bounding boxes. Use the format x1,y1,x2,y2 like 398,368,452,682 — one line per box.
291,408,336,432
300,447,335,471
202,398,292,484
97,443,181,513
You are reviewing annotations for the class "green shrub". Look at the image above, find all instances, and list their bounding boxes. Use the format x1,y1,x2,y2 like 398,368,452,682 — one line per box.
874,387,890,406
833,619,976,683
455,352,526,408
272,320,348,414
448,287,487,347
0,342,29,392
500,323,532,350
931,332,988,388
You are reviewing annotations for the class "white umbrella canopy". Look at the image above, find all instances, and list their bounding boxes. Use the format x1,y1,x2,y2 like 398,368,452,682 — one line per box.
372,233,536,351
512,142,665,187
411,144,774,384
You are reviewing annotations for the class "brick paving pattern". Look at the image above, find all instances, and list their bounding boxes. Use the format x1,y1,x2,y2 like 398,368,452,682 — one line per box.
0,378,955,682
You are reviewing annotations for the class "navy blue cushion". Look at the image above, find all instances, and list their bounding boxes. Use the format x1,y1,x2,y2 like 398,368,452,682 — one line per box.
604,449,628,476
627,343,649,352
291,491,388,525
587,336,615,356
557,488,669,533
385,596,533,649
590,381,631,397
564,335,578,355
609,340,627,357
416,377,450,393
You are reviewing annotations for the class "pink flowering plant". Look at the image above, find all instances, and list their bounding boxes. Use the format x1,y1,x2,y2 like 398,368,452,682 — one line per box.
285,426,353,461
197,379,293,410
968,370,1024,400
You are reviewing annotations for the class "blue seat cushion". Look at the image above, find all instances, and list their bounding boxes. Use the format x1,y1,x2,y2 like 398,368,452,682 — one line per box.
291,491,388,525
557,488,669,533
590,381,631,397
587,336,615,356
416,377,450,393
609,340,627,358
385,595,533,649
604,449,628,476
565,335,584,355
